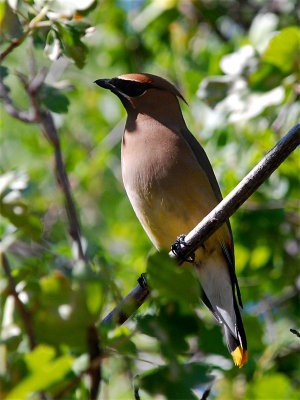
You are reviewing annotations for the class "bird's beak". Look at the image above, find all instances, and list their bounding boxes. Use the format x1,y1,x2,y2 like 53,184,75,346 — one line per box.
94,79,114,90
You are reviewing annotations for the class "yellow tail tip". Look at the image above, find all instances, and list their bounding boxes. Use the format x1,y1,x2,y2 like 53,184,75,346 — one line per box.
231,346,248,368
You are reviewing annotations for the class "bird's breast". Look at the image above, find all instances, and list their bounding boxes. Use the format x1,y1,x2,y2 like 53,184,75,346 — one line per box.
121,119,221,250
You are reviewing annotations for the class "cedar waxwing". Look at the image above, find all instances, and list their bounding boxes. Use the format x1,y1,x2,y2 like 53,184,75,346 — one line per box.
95,73,247,367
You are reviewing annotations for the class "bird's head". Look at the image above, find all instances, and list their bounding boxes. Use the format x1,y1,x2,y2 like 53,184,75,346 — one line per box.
94,73,187,119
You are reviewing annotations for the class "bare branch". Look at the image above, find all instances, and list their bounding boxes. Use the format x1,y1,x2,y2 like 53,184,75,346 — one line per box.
40,111,87,261
101,275,150,325
0,30,30,63
101,123,300,325
290,329,300,338
0,76,35,123
170,122,300,262
87,326,102,400
0,5,50,62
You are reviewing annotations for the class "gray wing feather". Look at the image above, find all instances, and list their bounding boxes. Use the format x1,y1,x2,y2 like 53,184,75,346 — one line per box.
180,127,243,307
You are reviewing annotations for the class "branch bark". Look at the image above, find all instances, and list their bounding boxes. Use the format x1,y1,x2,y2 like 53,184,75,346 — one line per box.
87,326,102,400
101,122,300,325
173,122,300,262
101,276,150,325
0,77,35,123
0,30,31,63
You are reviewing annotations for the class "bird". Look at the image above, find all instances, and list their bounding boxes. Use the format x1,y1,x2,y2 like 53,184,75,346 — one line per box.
95,73,247,368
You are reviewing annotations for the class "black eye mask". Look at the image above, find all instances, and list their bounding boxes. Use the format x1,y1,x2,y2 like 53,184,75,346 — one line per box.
110,78,154,97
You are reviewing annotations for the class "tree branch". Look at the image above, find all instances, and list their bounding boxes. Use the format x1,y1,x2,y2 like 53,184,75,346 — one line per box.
0,76,35,123
37,110,87,262
0,5,50,63
101,122,300,325
101,276,150,325
171,122,300,262
0,30,31,63
290,329,300,339
87,326,102,400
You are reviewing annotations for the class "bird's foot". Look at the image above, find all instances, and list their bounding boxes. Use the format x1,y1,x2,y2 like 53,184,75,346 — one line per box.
171,234,195,263
138,273,148,289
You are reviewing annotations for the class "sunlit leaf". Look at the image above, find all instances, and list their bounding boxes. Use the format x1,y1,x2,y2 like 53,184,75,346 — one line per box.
6,345,73,400
263,27,300,72
55,22,88,68
0,2,22,40
246,373,298,400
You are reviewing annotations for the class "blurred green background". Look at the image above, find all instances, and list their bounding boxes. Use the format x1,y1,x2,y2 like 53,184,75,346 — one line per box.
0,0,299,399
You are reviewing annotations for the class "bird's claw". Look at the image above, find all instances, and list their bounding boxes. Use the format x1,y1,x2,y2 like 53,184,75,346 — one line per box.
171,234,195,263
138,273,148,288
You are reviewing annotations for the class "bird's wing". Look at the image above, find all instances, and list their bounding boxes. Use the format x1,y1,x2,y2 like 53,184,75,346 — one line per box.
179,127,243,307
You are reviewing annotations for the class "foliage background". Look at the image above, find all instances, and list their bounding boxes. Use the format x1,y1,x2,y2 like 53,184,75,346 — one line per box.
0,0,299,399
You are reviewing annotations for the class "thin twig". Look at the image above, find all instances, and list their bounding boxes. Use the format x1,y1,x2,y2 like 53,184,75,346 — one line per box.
0,29,31,63
0,5,50,62
0,253,36,349
101,123,300,325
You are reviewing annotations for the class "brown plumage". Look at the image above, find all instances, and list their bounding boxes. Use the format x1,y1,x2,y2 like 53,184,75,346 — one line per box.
95,73,247,367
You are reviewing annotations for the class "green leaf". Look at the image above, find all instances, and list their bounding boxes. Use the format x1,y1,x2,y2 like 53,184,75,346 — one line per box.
139,362,212,400
86,280,104,315
263,27,300,72
32,273,104,350
39,84,70,114
6,345,73,399
138,303,199,359
107,327,137,356
0,65,9,79
246,373,299,400
147,250,200,304
250,246,271,270
55,23,88,68
0,3,22,40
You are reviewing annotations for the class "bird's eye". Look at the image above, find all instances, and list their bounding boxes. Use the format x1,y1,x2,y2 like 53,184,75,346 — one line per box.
111,79,153,97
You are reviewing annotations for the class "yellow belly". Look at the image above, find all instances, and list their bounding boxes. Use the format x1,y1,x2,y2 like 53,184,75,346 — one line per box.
124,169,228,255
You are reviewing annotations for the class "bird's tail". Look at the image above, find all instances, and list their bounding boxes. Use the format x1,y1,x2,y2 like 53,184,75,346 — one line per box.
224,301,247,368
197,257,247,367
